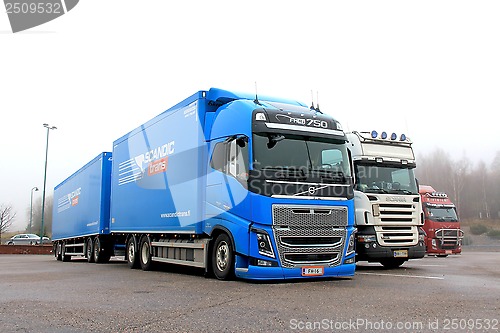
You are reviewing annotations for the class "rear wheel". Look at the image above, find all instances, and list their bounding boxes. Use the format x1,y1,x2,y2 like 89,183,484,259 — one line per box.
139,235,153,271
93,237,110,263
56,242,62,261
86,238,94,263
211,233,235,280
127,236,139,269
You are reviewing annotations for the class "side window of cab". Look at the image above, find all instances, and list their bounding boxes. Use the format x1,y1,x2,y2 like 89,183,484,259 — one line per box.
210,136,249,187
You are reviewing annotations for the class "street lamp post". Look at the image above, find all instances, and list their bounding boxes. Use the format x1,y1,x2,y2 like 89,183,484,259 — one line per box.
29,186,38,234
40,123,57,245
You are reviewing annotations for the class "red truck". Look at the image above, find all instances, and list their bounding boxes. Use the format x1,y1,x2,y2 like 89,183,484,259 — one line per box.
419,185,464,256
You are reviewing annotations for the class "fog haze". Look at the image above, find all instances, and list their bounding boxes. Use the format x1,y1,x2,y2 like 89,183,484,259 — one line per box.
1,1,499,231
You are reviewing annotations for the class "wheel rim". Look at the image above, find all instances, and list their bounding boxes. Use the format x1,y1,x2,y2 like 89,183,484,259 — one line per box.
141,242,149,265
216,241,229,271
128,240,135,263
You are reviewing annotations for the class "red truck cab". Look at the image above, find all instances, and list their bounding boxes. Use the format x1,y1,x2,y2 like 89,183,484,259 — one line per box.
419,185,464,256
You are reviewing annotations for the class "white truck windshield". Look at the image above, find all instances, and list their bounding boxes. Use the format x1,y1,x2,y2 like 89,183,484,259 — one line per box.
354,164,418,194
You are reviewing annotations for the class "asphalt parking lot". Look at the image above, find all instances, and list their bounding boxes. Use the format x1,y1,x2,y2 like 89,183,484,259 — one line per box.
0,251,499,332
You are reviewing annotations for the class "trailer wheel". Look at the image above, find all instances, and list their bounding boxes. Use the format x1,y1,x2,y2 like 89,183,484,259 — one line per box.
56,242,62,261
380,259,405,269
93,237,110,263
139,235,153,271
211,233,235,280
127,236,140,269
86,238,95,263
61,243,71,262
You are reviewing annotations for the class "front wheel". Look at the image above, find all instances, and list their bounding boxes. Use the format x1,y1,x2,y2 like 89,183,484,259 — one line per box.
211,233,235,280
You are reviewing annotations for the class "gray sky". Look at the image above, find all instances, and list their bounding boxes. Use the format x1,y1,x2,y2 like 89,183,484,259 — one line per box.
1,1,499,231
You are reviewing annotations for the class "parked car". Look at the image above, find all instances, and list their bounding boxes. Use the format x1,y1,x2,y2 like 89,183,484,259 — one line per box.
6,234,50,245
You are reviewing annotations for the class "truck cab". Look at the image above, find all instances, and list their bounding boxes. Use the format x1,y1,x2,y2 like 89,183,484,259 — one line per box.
419,185,463,256
346,131,425,268
203,89,356,279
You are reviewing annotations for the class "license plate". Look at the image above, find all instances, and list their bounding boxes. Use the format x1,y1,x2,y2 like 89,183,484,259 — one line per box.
302,266,324,276
393,250,408,258
445,250,452,254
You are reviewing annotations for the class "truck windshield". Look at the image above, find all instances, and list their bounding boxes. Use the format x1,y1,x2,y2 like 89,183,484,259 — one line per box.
252,133,351,180
425,206,459,222
354,164,418,194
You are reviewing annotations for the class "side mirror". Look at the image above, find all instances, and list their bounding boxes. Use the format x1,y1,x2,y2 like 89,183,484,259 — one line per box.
267,134,285,149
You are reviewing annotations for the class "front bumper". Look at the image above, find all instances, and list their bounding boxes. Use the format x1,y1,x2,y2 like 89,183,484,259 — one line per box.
356,241,426,262
235,263,356,280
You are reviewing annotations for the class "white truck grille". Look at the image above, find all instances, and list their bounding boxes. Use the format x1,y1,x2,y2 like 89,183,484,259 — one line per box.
375,202,419,246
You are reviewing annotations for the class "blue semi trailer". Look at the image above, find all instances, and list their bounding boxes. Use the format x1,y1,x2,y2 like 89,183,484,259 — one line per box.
52,88,356,280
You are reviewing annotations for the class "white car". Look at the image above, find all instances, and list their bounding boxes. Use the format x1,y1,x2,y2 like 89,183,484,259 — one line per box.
6,234,50,245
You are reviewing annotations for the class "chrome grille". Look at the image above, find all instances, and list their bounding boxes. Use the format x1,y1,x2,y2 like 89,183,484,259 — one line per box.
375,225,418,246
272,205,347,268
378,203,416,223
435,228,464,249
273,205,348,227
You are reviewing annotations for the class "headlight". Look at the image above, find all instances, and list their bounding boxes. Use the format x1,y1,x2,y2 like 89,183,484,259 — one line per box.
347,232,356,255
255,231,275,258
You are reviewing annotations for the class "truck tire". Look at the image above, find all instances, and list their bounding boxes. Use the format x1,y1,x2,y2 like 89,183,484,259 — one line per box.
380,259,405,269
127,236,140,269
93,237,111,263
211,233,235,280
56,242,62,261
139,235,154,271
61,243,71,262
86,238,94,263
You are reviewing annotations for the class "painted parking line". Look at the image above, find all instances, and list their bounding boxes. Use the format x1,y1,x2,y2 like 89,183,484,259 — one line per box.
410,264,447,267
358,272,445,280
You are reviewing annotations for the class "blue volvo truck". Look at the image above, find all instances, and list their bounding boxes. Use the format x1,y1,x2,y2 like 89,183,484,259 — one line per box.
52,88,356,280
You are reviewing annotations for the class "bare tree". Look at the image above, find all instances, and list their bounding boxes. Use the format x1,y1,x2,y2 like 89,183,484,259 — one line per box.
417,148,500,220
0,205,16,242
450,155,470,218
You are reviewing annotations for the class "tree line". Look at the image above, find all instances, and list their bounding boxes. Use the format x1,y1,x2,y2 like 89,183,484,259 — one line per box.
416,149,500,220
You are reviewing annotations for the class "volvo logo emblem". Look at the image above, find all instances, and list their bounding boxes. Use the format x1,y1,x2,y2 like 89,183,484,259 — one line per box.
308,187,317,195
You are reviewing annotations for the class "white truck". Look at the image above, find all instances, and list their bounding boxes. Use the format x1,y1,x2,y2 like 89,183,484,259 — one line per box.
346,131,425,268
